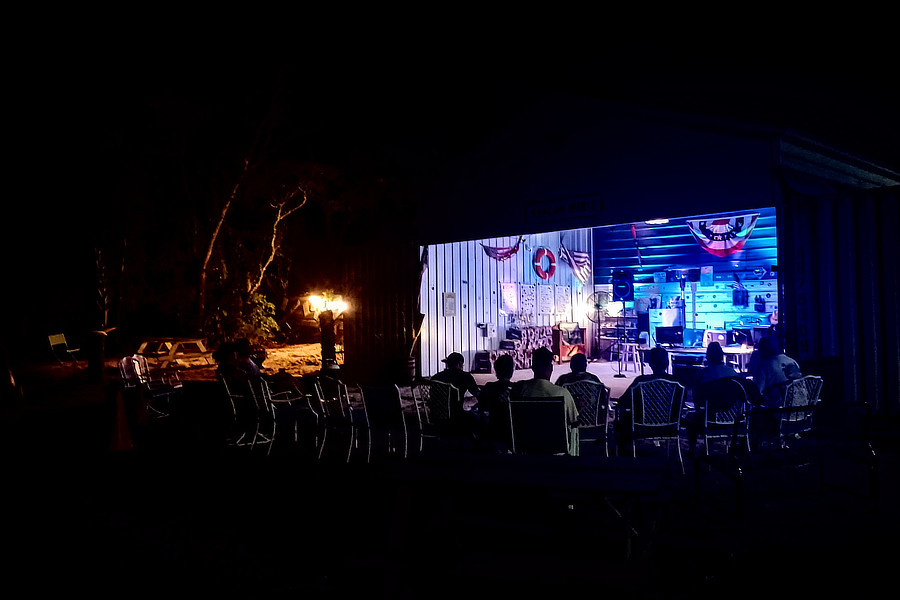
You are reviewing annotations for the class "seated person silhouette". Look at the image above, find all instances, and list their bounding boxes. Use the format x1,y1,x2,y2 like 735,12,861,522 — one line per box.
474,354,515,449
431,351,482,439
554,352,601,386
613,345,679,452
685,341,739,455
511,347,580,456
431,352,481,402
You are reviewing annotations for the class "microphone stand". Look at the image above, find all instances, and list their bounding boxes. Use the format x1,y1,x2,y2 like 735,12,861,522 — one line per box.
614,306,626,378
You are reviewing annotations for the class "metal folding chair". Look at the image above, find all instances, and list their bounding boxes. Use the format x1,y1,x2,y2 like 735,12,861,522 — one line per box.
48,333,80,365
629,379,686,473
563,379,611,456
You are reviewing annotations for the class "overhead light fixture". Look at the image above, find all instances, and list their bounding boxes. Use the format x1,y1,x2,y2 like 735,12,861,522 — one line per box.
645,218,669,225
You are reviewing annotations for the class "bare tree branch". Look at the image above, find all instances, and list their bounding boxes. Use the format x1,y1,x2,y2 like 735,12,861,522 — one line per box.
197,158,249,329
249,184,308,295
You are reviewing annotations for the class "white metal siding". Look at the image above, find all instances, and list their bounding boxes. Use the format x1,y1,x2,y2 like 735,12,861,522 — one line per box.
420,228,593,376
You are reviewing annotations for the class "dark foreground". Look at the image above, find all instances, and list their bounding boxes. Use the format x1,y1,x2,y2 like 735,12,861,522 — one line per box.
3,366,899,598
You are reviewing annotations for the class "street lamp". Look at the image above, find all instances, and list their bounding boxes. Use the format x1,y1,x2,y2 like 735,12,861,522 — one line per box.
308,295,348,317
308,293,349,369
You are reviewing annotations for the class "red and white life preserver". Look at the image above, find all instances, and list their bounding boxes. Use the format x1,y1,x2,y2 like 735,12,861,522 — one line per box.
533,247,556,279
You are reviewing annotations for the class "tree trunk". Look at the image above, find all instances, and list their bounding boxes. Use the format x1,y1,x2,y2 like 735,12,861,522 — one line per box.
198,162,247,330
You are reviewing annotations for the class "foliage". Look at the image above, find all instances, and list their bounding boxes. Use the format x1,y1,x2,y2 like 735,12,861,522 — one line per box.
204,291,280,345
239,293,280,342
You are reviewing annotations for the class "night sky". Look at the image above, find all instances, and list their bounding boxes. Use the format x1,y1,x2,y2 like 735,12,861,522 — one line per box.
7,25,898,353
22,30,900,211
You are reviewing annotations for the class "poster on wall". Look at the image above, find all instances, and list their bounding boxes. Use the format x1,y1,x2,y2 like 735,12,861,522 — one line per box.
500,282,518,314
442,293,457,317
537,284,554,315
519,284,536,320
555,285,571,316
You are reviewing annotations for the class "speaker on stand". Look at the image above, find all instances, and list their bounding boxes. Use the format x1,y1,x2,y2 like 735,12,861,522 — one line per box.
612,271,634,379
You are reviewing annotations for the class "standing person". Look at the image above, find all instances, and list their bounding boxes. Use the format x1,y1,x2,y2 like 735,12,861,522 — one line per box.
511,347,580,456
554,352,601,386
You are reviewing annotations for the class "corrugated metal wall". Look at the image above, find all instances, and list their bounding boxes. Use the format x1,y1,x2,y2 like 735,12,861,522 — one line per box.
341,234,419,386
592,207,780,334
419,228,593,377
592,208,779,282
780,177,900,418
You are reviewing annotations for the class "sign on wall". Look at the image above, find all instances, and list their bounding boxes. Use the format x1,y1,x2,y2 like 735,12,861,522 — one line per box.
442,293,457,317
555,285,571,316
520,284,536,318
537,284,554,315
501,282,518,314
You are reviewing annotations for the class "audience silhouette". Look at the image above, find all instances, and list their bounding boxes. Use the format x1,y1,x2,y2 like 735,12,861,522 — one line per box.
511,347,580,456
555,352,601,386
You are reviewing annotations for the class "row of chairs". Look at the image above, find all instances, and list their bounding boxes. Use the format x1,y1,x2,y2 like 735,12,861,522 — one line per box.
212,368,824,472
413,374,824,472
218,373,405,462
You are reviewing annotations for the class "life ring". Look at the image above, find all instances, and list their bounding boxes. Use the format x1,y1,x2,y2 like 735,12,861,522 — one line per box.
533,247,556,279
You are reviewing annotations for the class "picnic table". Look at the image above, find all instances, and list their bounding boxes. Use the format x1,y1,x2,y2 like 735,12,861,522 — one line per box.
136,337,214,369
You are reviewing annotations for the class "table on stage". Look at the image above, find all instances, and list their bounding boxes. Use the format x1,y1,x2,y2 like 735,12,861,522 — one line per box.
637,344,755,375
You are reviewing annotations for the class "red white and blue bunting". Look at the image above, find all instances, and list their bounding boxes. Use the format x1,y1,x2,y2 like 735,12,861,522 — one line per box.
687,213,759,258
480,237,523,262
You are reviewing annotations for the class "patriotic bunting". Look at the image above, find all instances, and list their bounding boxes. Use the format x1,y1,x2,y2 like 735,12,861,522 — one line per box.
480,237,523,262
559,242,591,285
687,213,759,258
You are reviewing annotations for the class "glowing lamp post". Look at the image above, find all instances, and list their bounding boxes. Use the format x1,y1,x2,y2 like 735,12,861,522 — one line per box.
308,295,348,317
308,294,348,369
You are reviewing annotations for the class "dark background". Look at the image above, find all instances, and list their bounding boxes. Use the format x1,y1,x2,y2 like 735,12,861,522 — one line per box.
7,21,898,356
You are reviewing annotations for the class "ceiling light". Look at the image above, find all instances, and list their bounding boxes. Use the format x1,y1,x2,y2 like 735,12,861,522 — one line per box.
645,218,669,225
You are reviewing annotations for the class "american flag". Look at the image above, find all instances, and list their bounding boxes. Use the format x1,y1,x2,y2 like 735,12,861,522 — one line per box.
687,213,759,258
480,237,523,262
559,242,591,285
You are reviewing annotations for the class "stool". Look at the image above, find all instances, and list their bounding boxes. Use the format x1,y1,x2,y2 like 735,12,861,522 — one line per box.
619,342,640,373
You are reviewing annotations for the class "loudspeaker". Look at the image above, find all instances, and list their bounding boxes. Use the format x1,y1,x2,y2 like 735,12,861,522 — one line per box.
612,270,634,301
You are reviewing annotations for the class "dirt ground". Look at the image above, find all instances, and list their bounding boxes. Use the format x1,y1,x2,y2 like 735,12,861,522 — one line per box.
135,342,328,381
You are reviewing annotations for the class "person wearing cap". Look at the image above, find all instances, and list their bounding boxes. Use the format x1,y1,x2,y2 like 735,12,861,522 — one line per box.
431,352,481,401
510,346,580,456
431,351,482,442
